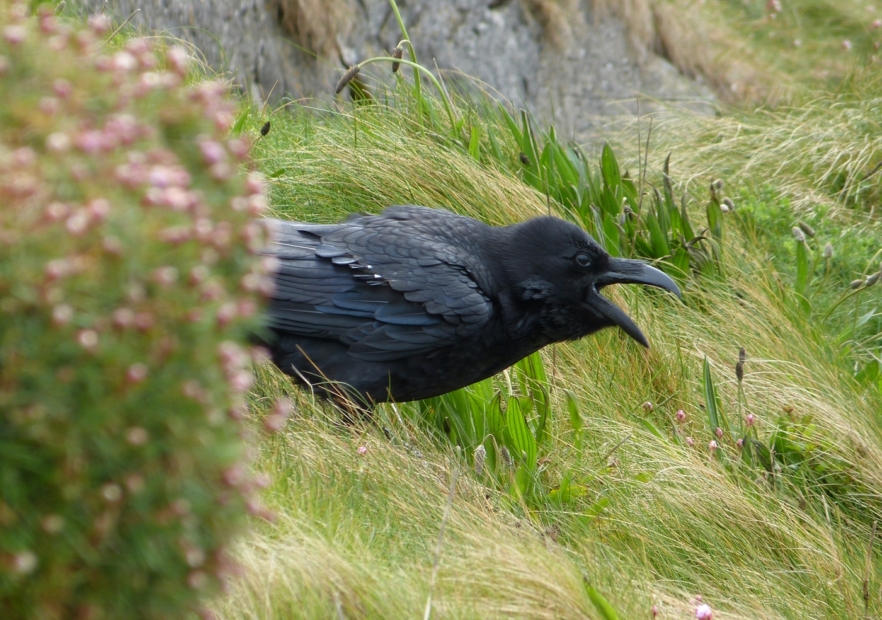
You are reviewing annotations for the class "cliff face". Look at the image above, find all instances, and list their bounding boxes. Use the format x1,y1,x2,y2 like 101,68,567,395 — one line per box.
71,0,713,140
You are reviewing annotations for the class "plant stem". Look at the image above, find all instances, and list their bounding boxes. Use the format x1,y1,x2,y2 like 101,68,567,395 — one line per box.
358,57,458,130
387,0,423,114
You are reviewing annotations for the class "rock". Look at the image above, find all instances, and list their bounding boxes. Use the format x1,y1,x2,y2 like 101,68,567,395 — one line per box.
69,0,715,141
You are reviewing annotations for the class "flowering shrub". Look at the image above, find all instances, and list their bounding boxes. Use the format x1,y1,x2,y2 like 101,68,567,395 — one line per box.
0,3,274,618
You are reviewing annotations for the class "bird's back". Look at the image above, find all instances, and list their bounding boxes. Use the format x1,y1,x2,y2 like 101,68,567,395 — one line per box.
263,206,509,403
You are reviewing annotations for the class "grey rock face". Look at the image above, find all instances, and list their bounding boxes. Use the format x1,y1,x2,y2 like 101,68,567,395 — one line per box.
71,0,714,141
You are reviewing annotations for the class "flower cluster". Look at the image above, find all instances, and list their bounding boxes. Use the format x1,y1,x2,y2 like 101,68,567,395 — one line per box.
0,4,273,617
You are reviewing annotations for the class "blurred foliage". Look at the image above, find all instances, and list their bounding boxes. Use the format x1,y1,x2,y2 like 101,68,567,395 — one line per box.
0,3,275,618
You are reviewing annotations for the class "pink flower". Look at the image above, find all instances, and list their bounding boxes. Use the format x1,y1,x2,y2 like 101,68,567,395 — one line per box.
873,19,882,29
842,39,853,51
686,437,695,447
53,79,73,98
675,409,686,423
77,329,99,351
357,446,368,456
127,363,148,384
715,427,723,439
167,46,191,75
46,132,71,153
695,603,713,619
198,138,227,165
745,413,755,427
642,401,653,411
126,427,149,445
736,438,744,450
3,25,27,46
708,440,718,451
52,304,74,326
89,14,112,34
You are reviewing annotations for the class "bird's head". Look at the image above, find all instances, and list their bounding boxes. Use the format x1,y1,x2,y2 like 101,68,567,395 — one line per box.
501,216,681,347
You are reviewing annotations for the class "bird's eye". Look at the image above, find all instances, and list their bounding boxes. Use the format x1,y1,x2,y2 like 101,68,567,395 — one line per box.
575,253,591,267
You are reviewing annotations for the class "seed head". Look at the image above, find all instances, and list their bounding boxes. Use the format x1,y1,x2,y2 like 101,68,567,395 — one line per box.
797,221,816,238
712,179,724,191
722,197,735,211
335,64,361,95
791,227,806,243
474,445,486,477
851,279,865,290
735,361,744,383
260,121,271,136
738,347,746,364
500,446,514,469
866,272,880,287
824,242,833,259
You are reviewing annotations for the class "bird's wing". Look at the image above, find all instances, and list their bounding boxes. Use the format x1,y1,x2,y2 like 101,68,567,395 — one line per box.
266,211,495,362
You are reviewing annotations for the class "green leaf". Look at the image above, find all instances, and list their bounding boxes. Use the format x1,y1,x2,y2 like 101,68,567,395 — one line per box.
500,104,522,144
702,357,727,433
639,418,663,439
468,125,481,162
707,195,723,242
231,107,250,135
566,390,583,450
585,497,609,519
584,582,621,620
645,212,670,258
601,212,621,257
600,143,622,190
506,397,537,470
680,194,696,241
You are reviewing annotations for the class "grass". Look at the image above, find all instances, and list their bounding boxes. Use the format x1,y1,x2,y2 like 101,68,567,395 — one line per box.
600,0,882,105
200,52,882,616
86,0,882,617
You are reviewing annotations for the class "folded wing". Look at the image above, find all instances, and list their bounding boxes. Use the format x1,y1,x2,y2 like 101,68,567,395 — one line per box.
265,209,495,362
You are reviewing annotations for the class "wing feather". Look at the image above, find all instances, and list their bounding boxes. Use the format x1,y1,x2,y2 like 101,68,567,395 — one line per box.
265,207,496,361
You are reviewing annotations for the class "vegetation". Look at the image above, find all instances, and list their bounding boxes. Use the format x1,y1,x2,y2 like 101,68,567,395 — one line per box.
3,0,882,619
0,4,275,618
215,27,882,618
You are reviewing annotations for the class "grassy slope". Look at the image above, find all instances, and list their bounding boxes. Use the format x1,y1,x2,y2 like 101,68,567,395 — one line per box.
210,4,882,619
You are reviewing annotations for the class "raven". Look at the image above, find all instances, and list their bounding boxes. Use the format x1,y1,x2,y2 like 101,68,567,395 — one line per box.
263,205,680,403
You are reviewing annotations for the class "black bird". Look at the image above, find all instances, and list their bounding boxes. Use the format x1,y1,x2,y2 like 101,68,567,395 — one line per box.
263,205,680,404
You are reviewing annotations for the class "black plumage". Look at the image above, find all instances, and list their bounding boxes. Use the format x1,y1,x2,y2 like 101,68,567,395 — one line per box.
262,205,680,404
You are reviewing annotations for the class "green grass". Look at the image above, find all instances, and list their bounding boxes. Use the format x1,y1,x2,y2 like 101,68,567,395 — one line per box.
198,57,882,617
174,1,882,617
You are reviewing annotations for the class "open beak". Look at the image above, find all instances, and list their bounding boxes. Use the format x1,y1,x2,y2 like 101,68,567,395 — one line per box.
592,258,681,348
